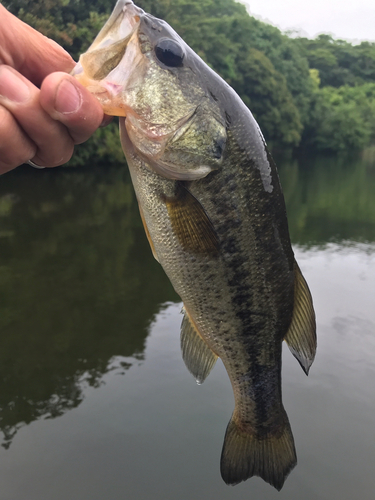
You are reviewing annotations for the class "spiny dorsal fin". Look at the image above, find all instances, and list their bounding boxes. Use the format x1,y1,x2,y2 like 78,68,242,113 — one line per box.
180,309,218,384
164,183,220,256
284,261,316,375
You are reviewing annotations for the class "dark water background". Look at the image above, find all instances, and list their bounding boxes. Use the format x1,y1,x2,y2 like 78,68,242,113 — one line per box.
0,150,374,499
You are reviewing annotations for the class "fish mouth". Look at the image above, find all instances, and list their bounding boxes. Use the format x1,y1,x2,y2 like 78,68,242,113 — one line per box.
71,0,142,116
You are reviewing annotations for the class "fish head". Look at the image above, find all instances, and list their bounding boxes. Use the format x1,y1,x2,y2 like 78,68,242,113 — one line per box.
72,0,227,180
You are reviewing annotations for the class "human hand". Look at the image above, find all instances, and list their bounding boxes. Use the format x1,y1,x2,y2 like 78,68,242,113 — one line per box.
0,5,106,174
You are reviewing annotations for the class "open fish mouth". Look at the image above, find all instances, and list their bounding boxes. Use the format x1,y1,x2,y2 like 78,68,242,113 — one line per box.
72,0,227,179
71,0,142,116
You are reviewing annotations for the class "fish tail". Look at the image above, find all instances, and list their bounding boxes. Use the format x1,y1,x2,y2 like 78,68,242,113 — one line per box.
220,410,297,490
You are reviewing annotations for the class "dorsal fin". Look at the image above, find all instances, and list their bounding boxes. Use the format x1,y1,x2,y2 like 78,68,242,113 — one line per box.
284,261,317,375
180,308,218,384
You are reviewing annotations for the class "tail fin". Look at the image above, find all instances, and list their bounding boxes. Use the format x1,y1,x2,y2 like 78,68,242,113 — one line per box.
220,411,297,490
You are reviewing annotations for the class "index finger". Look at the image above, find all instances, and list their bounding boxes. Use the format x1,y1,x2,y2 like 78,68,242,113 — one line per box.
0,5,74,86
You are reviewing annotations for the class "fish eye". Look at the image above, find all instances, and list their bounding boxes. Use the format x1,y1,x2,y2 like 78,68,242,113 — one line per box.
155,39,184,67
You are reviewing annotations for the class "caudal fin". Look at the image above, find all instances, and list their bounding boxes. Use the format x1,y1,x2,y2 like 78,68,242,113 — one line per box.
220,412,297,490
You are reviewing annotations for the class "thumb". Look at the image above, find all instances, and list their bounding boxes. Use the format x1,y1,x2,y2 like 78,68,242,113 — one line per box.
0,5,75,86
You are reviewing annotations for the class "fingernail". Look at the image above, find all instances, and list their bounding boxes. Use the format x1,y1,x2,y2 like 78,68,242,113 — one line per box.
0,66,30,103
55,79,81,114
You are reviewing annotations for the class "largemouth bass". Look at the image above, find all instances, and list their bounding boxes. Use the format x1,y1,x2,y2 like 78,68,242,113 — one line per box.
73,0,316,490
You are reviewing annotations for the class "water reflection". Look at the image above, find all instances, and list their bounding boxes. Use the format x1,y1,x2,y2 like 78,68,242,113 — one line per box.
0,153,374,497
0,165,177,448
0,243,373,500
278,152,375,244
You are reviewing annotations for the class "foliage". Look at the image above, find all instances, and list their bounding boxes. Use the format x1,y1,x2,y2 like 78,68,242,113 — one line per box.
66,120,125,167
303,83,375,152
4,0,375,158
298,34,375,88
4,0,112,59
233,48,302,147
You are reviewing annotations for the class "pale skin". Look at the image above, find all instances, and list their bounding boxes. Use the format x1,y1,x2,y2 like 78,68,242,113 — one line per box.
0,4,107,174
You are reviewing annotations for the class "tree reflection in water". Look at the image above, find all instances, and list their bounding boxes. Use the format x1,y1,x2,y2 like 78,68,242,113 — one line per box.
0,164,178,448
0,151,373,450
278,150,375,245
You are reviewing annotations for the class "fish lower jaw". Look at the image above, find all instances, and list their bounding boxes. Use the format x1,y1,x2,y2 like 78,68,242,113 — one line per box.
90,88,128,117
73,73,127,117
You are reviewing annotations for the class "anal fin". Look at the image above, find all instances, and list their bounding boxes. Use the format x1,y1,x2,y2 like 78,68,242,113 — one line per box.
284,261,317,375
180,308,218,384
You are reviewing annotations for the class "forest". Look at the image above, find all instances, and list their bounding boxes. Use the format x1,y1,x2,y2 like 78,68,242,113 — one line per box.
4,0,375,165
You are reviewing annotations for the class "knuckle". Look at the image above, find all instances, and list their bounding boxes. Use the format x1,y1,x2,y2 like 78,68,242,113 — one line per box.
36,137,74,167
0,106,37,169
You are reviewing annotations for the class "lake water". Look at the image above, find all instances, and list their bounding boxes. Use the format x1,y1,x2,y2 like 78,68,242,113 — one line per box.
0,151,374,499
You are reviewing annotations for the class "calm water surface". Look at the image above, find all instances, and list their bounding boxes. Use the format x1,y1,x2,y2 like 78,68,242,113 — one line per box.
0,152,374,499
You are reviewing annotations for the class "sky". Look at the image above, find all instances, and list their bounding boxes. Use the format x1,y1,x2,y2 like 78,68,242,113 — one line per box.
242,0,375,43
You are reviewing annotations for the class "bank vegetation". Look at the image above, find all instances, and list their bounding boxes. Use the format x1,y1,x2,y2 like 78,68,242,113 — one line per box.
5,0,375,165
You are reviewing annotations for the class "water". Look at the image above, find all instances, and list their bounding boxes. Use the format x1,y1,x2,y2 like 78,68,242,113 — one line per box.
0,152,374,499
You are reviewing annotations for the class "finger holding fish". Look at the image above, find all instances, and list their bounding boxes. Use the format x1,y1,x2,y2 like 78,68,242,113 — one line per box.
0,66,75,168
0,5,105,172
0,68,105,172
0,104,36,174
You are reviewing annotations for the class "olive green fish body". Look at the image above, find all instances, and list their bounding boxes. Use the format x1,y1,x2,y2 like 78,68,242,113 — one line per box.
122,94,297,488
73,0,316,490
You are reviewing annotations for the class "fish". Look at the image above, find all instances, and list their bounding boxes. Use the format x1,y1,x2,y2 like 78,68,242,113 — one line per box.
72,0,316,490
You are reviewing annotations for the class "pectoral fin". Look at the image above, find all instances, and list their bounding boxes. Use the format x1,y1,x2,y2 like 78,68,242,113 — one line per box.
165,184,220,256
180,308,218,384
284,261,316,375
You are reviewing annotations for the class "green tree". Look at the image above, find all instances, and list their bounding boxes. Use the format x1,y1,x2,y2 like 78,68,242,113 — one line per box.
233,48,302,147
299,34,375,88
4,0,375,157
4,0,113,59
304,84,375,152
